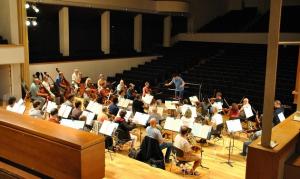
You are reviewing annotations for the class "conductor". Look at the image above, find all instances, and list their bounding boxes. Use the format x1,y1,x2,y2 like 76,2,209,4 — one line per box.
165,73,185,100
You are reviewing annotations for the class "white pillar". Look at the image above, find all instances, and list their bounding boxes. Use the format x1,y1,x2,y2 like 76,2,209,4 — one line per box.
11,64,22,99
59,7,69,56
101,11,110,54
134,14,142,53
163,16,171,47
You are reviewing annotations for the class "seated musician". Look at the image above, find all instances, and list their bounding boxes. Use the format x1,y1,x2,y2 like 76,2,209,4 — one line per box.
29,100,43,119
116,79,126,93
30,78,47,105
42,75,55,99
97,107,110,123
146,118,172,163
211,92,223,113
174,126,201,176
273,100,284,126
6,96,16,111
181,108,195,128
147,107,162,128
114,110,137,149
62,94,75,107
239,98,252,120
108,96,119,116
84,78,97,100
132,94,145,114
118,89,126,102
71,101,82,120
48,108,60,124
71,69,81,93
142,81,151,97
126,83,136,100
210,107,223,137
227,103,240,119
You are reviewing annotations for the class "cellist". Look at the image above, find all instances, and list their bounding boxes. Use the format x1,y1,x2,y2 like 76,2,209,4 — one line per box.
55,72,71,99
42,75,55,99
71,69,81,93
30,78,48,105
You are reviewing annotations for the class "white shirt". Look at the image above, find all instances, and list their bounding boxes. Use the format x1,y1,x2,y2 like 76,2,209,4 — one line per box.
72,73,80,84
211,113,223,129
6,105,13,112
174,134,192,153
42,81,55,97
29,108,43,118
181,116,195,128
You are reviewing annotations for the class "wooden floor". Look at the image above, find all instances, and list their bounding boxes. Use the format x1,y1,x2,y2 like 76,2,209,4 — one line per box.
2,102,247,179
106,128,247,179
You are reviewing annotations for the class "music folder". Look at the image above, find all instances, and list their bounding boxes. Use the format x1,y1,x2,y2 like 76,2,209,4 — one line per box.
86,101,102,115
132,112,150,126
278,112,285,122
165,101,177,110
117,98,132,108
116,109,132,122
164,117,183,132
226,119,243,133
81,110,96,126
99,120,119,136
58,104,72,118
191,123,212,139
189,96,199,106
60,119,85,130
244,106,254,119
142,94,154,105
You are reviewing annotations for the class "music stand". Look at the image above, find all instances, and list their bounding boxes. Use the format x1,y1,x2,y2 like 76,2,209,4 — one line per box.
221,119,242,167
99,121,119,160
163,117,182,142
185,82,202,101
132,112,149,143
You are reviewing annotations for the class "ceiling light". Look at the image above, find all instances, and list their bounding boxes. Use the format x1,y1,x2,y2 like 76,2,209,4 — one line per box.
25,3,30,9
32,20,38,26
26,20,31,26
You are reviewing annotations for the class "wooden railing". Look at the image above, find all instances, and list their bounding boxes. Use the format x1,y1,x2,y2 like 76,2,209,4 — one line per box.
246,113,300,179
0,109,105,179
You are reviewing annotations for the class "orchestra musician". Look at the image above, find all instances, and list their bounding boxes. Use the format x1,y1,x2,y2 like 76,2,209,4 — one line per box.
6,96,16,111
211,92,224,113
227,103,240,119
142,81,151,97
165,73,185,100
116,79,127,93
146,118,172,163
273,100,284,126
127,83,136,100
71,69,81,93
239,98,252,120
132,94,145,114
48,108,60,124
108,96,119,116
97,74,107,92
118,89,126,102
71,101,83,120
30,78,48,105
84,78,97,100
42,75,55,99
174,126,201,176
29,100,43,119
181,108,195,128
55,72,71,99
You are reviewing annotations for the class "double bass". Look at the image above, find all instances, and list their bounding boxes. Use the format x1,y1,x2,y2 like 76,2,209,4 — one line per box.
55,68,72,98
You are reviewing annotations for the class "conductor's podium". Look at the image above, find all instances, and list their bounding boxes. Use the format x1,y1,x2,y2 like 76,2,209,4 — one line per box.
0,109,105,179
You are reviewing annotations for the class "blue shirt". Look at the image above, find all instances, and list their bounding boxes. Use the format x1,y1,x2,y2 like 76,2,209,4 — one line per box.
172,76,184,91
146,126,163,143
108,103,119,116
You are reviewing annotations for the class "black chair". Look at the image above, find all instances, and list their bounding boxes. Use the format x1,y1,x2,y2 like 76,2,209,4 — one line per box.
170,146,192,175
211,123,225,146
113,128,133,151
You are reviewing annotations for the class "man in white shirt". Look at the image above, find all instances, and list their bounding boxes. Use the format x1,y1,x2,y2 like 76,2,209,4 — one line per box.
174,126,201,176
42,76,55,99
239,98,252,120
71,69,81,93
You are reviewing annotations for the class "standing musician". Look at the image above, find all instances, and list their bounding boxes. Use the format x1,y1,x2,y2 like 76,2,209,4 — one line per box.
55,72,71,99
97,74,107,92
174,126,201,176
165,73,185,100
127,83,137,100
30,78,48,104
42,75,55,99
71,69,81,93
142,81,151,97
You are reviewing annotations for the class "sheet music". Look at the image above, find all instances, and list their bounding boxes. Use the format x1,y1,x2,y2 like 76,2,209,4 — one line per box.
118,98,132,108
132,112,150,126
213,102,223,112
60,119,85,130
58,104,72,118
82,110,96,126
12,102,26,114
142,94,154,105
181,105,197,118
189,96,199,106
45,101,58,113
191,123,212,139
157,107,164,116
117,109,132,122
86,101,102,115
99,120,119,136
278,112,285,122
226,119,242,133
212,114,223,125
244,106,254,119
165,101,176,110
164,117,183,132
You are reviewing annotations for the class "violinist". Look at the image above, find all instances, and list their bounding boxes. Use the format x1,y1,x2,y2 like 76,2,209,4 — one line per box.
227,103,240,119
84,78,97,100
99,81,112,104
97,74,107,92
142,81,151,97
116,79,127,93
42,75,55,99
30,78,47,105
118,89,126,102
126,83,136,100
211,92,223,113
71,69,81,93
239,98,252,120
